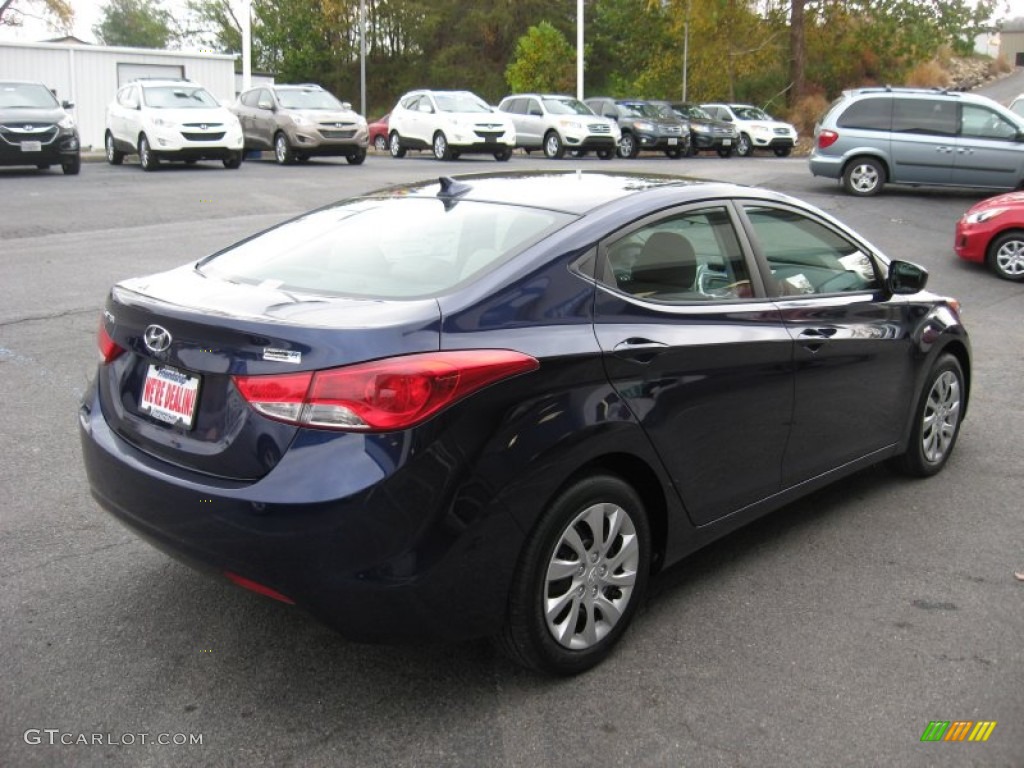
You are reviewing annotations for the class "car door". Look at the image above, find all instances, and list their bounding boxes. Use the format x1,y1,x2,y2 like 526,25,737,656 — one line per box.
521,96,544,149
889,97,957,185
738,202,918,486
251,88,277,149
590,203,793,526
954,102,1024,189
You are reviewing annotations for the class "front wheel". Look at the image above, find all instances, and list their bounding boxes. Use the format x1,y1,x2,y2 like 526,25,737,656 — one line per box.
346,148,367,165
432,131,453,161
543,131,565,159
499,474,651,675
105,133,124,165
987,230,1024,281
62,157,81,175
223,151,242,169
842,157,885,196
274,132,294,165
138,134,159,171
735,133,752,157
890,354,965,477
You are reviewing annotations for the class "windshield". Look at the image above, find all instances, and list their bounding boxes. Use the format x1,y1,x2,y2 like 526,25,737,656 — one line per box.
143,86,220,109
543,97,594,116
619,102,662,119
198,197,575,299
733,106,772,121
676,104,711,120
0,82,59,109
435,93,492,113
276,88,344,110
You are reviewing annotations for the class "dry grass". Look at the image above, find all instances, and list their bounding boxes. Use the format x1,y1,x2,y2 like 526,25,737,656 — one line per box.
905,60,952,88
786,93,831,137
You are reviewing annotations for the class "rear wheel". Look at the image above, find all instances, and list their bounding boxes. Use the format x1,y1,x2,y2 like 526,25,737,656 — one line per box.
105,133,124,165
223,151,242,169
274,132,294,165
36,164,50,170
597,148,614,160
665,148,684,158
543,131,565,159
987,230,1024,281
773,146,792,157
843,157,885,196
618,132,639,159
373,134,387,152
716,146,733,158
493,147,512,162
138,134,159,171
433,131,453,160
389,131,406,158
890,354,965,477
346,148,367,165
499,474,651,675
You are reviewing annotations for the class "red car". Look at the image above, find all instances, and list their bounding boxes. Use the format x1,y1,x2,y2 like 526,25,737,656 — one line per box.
955,192,1024,281
368,113,389,152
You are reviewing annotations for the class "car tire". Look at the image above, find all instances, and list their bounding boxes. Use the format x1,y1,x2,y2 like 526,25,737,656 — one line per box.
597,148,614,160
543,131,565,159
618,132,639,159
223,151,243,169
373,134,388,152
138,135,159,171
493,148,512,162
36,164,50,170
346,148,367,165
716,146,734,158
389,131,406,158
842,157,885,196
62,157,80,175
686,141,698,157
105,133,124,165
433,132,454,161
735,133,752,157
986,230,1024,281
890,353,965,478
665,148,684,159
773,147,792,157
499,473,651,675
274,132,295,165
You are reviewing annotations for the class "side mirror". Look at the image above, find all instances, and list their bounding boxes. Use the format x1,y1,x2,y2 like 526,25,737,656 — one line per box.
418,103,433,113
887,260,928,295
257,100,273,110
341,101,352,111
62,100,75,110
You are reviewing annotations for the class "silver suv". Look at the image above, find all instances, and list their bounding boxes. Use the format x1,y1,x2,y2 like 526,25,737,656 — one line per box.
232,83,368,165
497,93,620,159
810,87,1024,196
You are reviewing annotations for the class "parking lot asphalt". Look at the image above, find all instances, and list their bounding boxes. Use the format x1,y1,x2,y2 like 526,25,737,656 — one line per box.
1,143,1022,767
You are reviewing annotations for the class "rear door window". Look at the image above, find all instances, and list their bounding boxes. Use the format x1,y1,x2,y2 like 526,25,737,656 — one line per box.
892,98,957,136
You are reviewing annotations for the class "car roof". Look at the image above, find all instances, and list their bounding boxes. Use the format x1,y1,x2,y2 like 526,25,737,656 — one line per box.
355,171,790,216
131,79,203,88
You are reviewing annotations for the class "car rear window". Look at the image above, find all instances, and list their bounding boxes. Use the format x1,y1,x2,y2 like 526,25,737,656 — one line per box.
836,96,892,130
197,198,575,299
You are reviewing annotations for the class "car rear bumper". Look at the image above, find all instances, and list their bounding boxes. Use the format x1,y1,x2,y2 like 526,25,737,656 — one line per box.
78,380,523,643
808,151,843,179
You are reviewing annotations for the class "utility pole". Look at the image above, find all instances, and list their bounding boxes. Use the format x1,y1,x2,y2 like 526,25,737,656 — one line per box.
577,0,584,100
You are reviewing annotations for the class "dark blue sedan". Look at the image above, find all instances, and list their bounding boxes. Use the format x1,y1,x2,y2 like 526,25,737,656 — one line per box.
80,172,970,675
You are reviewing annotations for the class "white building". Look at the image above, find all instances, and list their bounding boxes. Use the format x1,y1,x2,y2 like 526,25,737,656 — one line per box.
0,39,236,150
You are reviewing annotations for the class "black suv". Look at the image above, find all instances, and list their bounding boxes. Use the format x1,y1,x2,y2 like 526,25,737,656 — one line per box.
584,97,689,158
0,81,80,174
651,101,739,157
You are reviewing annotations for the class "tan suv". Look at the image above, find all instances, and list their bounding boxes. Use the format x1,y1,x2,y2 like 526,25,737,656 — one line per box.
233,83,368,165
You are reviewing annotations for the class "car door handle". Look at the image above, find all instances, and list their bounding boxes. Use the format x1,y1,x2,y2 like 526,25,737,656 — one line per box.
798,328,837,339
612,337,669,362
935,146,954,154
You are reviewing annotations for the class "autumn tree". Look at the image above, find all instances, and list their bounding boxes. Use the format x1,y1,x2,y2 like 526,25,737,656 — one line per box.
0,0,72,32
506,22,576,93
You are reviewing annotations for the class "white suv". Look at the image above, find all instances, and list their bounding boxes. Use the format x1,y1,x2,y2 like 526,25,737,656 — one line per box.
497,93,620,159
700,103,797,157
105,79,244,171
388,89,516,161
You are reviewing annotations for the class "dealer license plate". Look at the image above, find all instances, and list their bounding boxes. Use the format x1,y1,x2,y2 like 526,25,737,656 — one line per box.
140,364,200,429
21,141,42,152
668,138,678,146
722,139,732,146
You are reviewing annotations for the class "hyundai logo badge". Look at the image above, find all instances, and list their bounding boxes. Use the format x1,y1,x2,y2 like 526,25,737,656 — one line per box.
143,325,172,354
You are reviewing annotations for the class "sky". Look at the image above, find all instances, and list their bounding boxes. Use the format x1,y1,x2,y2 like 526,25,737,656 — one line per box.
2,0,1024,46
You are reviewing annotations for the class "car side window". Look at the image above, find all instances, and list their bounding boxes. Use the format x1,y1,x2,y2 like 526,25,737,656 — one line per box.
240,90,258,108
743,205,880,296
837,96,892,131
599,207,753,302
500,98,520,114
960,104,1018,141
257,89,273,110
526,98,542,116
118,86,137,108
399,94,419,109
892,98,957,136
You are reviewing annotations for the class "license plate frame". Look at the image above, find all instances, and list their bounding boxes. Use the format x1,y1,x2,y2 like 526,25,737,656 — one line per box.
722,139,732,146
668,138,678,146
21,141,42,152
140,364,201,430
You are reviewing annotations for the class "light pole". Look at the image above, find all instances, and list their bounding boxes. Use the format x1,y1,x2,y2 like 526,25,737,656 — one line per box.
576,0,584,100
360,0,366,116
241,0,251,91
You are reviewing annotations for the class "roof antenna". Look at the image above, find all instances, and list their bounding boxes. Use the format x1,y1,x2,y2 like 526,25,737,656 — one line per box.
437,176,472,210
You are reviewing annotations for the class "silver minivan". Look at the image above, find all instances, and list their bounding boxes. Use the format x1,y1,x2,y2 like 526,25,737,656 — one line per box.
809,87,1024,195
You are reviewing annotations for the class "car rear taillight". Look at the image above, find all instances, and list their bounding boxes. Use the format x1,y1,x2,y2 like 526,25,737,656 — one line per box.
817,129,839,149
232,350,539,432
97,323,125,363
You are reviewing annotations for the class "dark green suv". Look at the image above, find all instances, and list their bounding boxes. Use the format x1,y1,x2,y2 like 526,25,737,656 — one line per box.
0,81,80,174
